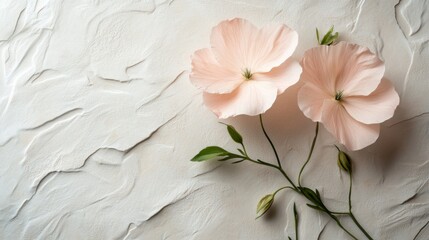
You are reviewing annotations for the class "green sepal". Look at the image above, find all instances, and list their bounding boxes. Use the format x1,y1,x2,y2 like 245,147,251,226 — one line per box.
318,25,339,46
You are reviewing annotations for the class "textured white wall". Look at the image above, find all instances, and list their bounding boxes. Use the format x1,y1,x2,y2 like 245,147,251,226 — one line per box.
0,0,428,239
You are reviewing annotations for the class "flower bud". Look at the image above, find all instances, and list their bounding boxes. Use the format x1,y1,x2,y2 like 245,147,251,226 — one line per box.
336,146,352,173
256,194,274,219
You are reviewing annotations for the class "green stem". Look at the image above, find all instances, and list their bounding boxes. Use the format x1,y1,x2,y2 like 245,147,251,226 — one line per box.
245,157,298,190
294,203,299,240
348,172,374,240
273,186,294,196
250,116,358,239
328,213,359,240
259,114,282,169
330,211,350,215
298,122,319,186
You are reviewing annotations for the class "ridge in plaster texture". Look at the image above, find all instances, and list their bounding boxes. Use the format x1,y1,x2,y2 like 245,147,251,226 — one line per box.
0,0,428,239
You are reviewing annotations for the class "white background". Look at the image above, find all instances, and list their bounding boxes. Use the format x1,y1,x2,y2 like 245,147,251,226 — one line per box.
1,0,428,239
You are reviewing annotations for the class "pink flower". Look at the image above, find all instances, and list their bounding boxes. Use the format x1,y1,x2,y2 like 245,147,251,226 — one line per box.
298,42,400,151
190,18,302,119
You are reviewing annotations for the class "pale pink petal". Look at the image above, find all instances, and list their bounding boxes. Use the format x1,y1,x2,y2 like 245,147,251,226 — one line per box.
297,83,331,122
321,100,380,151
252,59,302,94
190,48,243,94
300,46,338,95
210,18,298,73
203,81,278,119
300,42,384,96
251,24,298,72
342,79,400,124
334,42,385,96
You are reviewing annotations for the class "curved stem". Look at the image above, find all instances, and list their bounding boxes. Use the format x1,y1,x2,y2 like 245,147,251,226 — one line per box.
348,172,374,240
328,213,359,240
273,186,294,196
249,117,358,239
298,122,319,186
259,114,282,169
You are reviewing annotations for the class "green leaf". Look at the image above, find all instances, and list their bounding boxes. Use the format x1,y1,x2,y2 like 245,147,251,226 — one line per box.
225,124,243,144
299,187,321,206
237,148,245,156
306,204,323,211
231,159,245,164
293,203,298,222
218,156,237,162
191,146,229,162
316,28,320,44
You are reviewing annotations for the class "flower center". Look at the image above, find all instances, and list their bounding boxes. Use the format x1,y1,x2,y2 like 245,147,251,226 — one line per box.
242,68,253,80
335,91,344,101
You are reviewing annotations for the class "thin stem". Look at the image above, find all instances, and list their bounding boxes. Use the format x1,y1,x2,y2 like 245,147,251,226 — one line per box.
248,117,358,239
245,157,298,190
348,172,352,212
245,157,359,239
241,143,247,155
273,186,294,196
294,203,298,240
348,172,374,240
330,211,350,215
298,122,319,186
328,213,359,240
259,114,282,169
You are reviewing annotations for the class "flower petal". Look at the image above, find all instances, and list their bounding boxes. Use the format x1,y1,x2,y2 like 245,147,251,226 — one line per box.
203,81,278,119
342,79,400,124
190,48,243,94
300,45,338,94
253,59,302,94
297,83,331,122
210,18,298,73
321,100,380,151
300,42,384,96
335,42,385,96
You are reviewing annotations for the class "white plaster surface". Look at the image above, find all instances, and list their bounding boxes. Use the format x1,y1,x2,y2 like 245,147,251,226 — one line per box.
0,0,428,239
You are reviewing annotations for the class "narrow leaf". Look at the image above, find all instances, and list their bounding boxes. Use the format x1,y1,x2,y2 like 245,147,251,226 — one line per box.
218,156,236,162
306,204,323,211
316,28,320,44
191,146,229,162
237,148,245,156
221,123,243,144
231,159,245,164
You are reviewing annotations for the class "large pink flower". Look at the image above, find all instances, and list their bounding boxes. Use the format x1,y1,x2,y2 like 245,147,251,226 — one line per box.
298,42,400,151
190,18,302,119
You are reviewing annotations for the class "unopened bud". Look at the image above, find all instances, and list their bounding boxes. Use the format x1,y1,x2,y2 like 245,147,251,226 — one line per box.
335,146,352,173
256,194,274,219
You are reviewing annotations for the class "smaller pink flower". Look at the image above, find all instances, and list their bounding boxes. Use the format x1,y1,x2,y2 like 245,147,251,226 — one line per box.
298,42,400,151
190,18,302,119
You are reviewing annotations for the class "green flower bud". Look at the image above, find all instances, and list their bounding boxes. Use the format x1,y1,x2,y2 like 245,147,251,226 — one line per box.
256,194,274,219
335,146,352,173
